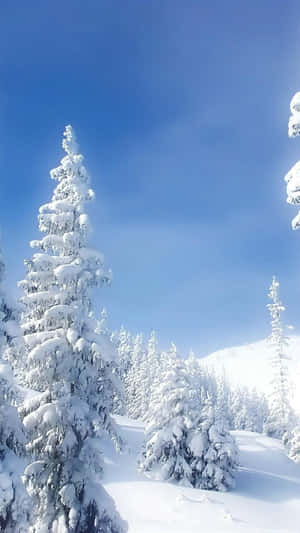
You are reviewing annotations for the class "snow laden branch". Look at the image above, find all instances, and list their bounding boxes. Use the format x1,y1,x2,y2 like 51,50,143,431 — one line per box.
284,94,300,461
284,92,300,229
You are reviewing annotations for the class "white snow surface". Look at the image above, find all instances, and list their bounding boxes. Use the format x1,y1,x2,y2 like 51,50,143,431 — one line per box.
102,416,300,533
199,335,300,413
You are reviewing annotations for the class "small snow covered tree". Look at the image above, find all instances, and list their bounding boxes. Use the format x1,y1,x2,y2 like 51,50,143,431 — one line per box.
0,247,29,532
0,254,24,386
138,349,194,484
139,346,238,491
228,386,269,433
94,310,123,417
113,326,132,415
148,340,177,418
117,326,132,382
214,370,231,429
19,126,126,533
185,350,202,400
265,277,291,438
143,330,161,421
131,338,150,420
287,425,300,463
126,333,145,419
187,397,238,491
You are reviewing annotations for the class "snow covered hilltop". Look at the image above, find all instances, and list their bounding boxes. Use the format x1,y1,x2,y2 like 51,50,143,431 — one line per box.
200,335,300,413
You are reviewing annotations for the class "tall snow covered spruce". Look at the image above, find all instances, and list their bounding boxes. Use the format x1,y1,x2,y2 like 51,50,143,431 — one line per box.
19,126,126,533
0,247,29,532
265,277,291,438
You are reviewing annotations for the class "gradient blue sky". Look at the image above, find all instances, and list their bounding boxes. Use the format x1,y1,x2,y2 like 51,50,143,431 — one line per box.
1,0,300,355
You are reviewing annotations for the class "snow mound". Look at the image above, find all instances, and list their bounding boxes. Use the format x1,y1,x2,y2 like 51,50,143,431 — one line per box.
102,416,300,533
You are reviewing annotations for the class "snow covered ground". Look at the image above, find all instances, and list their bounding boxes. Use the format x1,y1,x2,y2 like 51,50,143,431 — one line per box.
103,416,300,533
200,335,300,412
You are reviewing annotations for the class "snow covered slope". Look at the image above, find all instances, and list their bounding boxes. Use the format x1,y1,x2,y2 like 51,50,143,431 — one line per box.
103,416,300,533
200,335,300,410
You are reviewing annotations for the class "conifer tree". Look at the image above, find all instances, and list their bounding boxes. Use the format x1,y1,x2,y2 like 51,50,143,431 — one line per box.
139,349,238,491
94,309,123,418
113,326,131,415
148,340,176,418
187,397,238,491
19,126,126,533
214,370,230,428
143,330,160,421
265,277,291,438
138,349,193,484
133,338,150,420
287,426,300,463
0,247,29,532
126,333,145,419
185,350,202,403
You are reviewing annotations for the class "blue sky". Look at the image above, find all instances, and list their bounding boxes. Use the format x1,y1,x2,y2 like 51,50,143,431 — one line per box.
1,1,300,355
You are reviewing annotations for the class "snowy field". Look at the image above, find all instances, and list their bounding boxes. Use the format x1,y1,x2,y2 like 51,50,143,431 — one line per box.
103,416,300,533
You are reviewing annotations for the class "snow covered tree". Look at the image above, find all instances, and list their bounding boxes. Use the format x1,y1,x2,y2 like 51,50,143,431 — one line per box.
228,386,269,433
139,346,238,491
125,333,145,419
113,326,131,415
246,389,269,433
187,397,238,491
285,92,300,229
214,370,231,429
185,350,202,401
265,277,291,438
94,310,123,418
287,425,300,463
143,330,160,421
19,126,126,532
132,338,150,420
147,340,177,417
138,349,194,484
117,326,132,381
0,256,25,387
0,247,29,532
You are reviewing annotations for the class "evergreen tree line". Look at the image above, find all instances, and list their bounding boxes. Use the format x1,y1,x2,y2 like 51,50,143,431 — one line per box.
113,327,270,435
